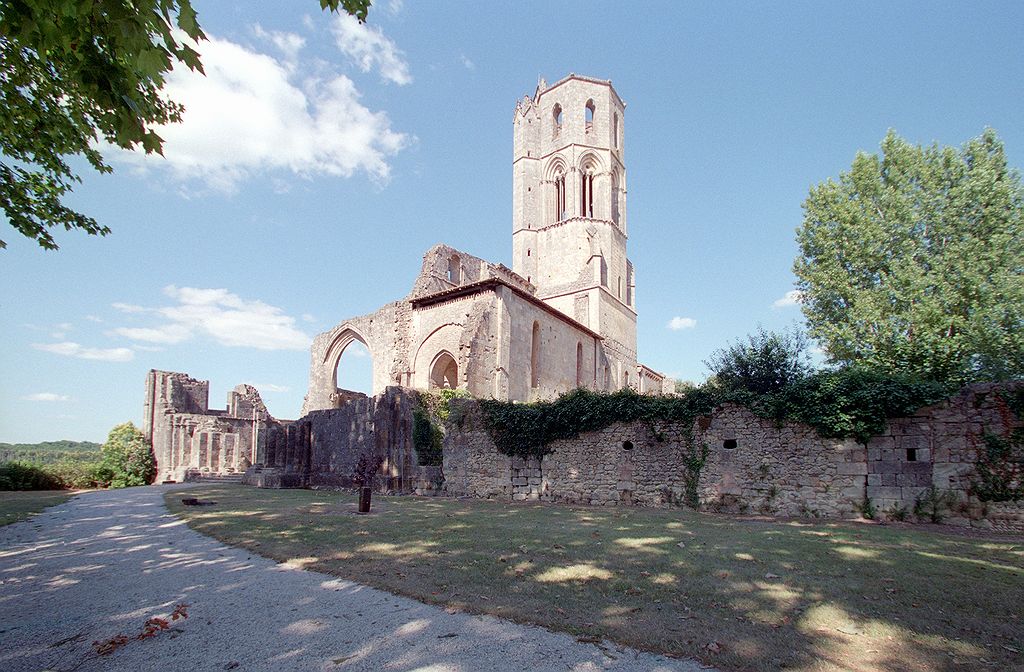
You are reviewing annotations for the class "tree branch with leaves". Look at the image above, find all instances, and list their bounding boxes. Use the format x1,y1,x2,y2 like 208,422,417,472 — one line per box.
0,0,372,250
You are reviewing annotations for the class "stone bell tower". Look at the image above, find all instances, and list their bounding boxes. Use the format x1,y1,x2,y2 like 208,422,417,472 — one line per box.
511,74,636,388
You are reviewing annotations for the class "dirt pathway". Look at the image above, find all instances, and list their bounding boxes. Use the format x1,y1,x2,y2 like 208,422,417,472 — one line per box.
0,486,711,672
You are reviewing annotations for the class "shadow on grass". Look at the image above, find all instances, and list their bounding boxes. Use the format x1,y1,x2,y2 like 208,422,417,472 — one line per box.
167,486,1024,672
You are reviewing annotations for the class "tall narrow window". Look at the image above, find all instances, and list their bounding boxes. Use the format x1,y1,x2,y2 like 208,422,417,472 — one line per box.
576,342,583,387
613,112,619,148
580,170,595,218
447,255,460,284
531,322,541,388
585,100,595,133
611,171,620,225
552,104,563,138
554,172,566,221
624,370,630,389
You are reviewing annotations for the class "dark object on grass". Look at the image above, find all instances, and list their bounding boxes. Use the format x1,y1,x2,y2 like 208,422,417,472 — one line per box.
181,497,216,506
358,486,372,514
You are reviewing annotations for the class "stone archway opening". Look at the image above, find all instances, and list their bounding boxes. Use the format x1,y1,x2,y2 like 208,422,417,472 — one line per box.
429,351,459,390
334,339,373,397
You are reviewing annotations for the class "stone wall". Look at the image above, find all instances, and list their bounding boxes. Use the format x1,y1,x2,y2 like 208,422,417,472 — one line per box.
144,370,284,483
440,383,1023,529
252,386,441,493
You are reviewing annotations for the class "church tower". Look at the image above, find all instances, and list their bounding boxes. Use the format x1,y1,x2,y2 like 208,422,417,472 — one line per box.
512,74,637,389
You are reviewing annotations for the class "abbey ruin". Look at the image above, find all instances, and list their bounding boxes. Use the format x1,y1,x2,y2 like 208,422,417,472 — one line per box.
143,75,1023,529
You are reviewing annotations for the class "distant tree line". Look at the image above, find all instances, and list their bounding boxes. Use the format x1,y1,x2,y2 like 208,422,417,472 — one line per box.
0,424,154,490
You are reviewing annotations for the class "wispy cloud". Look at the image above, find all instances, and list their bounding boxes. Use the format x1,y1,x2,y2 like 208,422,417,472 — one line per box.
112,285,311,351
32,342,135,362
111,325,191,344
460,54,476,71
113,30,409,191
112,302,149,314
332,14,412,85
248,382,290,393
667,316,697,331
772,290,804,308
22,392,71,402
252,24,305,66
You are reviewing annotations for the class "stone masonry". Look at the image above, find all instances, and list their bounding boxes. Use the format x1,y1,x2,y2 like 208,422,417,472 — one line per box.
143,370,286,483
442,383,1023,530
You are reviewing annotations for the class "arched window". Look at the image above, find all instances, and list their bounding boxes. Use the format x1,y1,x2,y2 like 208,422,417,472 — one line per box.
576,342,583,387
613,112,619,148
552,104,563,138
429,352,459,390
553,169,566,222
585,100,595,133
447,255,460,284
611,170,621,225
624,370,630,389
530,321,540,388
580,169,594,218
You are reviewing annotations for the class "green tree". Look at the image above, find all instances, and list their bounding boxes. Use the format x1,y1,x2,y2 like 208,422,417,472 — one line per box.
99,422,155,488
704,325,814,396
0,0,371,250
794,129,1024,384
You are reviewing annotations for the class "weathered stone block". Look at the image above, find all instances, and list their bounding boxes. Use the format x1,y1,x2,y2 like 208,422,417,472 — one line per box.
837,462,867,476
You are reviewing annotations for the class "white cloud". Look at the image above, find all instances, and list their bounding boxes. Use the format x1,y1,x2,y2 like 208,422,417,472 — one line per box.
111,324,191,344
460,54,476,71
112,302,149,314
301,313,316,323
252,24,305,66
85,315,104,323
23,393,71,402
113,31,409,191
344,342,370,357
113,285,311,351
332,14,412,85
32,342,135,362
772,290,804,308
667,316,698,331
384,0,405,15
249,383,290,393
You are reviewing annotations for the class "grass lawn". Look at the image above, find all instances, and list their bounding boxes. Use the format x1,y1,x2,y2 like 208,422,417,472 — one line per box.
0,490,74,526
166,486,1023,672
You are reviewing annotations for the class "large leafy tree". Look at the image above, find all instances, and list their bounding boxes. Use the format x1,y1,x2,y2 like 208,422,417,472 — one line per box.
0,0,370,251
794,129,1024,384
99,422,156,488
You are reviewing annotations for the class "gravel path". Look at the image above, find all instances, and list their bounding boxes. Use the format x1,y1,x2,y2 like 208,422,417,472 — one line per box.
0,486,712,672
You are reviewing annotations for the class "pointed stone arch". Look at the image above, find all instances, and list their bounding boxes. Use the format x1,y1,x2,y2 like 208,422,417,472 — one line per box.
429,351,459,389
323,325,373,392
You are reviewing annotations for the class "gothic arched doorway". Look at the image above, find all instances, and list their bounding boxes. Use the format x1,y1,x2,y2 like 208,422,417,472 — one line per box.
429,351,459,389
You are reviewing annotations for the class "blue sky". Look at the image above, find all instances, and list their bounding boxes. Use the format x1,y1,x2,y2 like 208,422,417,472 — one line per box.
2,1,1022,443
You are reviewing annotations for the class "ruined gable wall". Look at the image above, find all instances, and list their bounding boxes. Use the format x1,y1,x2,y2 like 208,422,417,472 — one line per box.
146,370,283,482
304,300,411,413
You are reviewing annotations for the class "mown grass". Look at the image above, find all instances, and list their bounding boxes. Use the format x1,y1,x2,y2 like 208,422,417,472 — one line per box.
166,486,1023,672
0,490,74,526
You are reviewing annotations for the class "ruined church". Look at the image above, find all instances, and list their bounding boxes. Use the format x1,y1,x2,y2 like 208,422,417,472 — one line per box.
303,74,670,415
146,74,669,484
